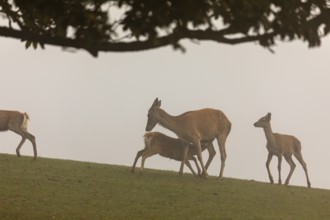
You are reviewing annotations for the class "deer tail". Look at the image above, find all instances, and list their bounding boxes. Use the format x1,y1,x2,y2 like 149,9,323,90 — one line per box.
21,112,30,130
143,132,154,149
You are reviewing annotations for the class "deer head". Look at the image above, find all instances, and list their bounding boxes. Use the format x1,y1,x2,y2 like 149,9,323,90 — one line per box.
254,112,272,128
146,98,161,131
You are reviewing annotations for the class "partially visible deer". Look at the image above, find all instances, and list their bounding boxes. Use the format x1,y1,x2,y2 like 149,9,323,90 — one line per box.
131,131,215,176
146,98,231,178
0,110,37,159
254,113,311,188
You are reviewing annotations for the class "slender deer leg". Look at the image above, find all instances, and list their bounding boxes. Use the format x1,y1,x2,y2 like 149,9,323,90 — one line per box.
204,142,216,171
191,156,201,175
131,149,146,173
284,155,296,185
179,144,189,176
16,137,26,157
266,153,274,184
23,132,37,160
194,141,208,178
184,160,197,176
217,136,227,178
9,126,37,159
140,156,146,174
140,150,157,174
277,156,283,185
295,153,311,188
29,133,37,160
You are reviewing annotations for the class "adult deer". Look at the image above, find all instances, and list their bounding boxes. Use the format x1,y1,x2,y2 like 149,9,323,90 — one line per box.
146,98,231,178
131,131,215,176
0,110,37,159
254,113,311,188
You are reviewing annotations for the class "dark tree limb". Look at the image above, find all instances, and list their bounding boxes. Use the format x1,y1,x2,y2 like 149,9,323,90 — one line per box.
0,26,276,56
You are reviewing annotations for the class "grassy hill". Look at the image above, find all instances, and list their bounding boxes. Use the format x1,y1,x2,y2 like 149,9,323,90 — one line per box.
0,153,329,220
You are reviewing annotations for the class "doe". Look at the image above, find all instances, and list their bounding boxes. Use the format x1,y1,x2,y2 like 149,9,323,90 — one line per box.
254,112,311,188
146,98,231,178
0,110,37,159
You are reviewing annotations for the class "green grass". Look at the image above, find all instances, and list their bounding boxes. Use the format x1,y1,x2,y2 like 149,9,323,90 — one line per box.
0,153,330,219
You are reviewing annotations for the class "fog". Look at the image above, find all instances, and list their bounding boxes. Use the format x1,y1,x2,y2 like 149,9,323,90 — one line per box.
1,36,330,189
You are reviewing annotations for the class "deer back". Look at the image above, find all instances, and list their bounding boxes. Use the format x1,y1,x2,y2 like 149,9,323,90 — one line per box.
144,131,191,161
176,108,231,141
273,133,301,156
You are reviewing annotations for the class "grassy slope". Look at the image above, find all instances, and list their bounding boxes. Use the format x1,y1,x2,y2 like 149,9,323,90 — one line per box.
0,153,329,220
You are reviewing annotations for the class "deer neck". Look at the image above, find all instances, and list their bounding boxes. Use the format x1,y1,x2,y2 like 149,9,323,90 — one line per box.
157,109,182,135
263,124,277,147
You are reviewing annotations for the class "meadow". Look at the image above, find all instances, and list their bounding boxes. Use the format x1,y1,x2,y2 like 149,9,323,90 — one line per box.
0,153,330,219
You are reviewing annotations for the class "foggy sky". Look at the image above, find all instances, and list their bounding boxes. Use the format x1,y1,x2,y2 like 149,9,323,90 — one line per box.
1,36,330,189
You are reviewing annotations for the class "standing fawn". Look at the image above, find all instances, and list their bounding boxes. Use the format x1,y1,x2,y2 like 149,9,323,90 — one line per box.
146,98,231,178
0,110,37,159
131,132,215,176
254,113,311,188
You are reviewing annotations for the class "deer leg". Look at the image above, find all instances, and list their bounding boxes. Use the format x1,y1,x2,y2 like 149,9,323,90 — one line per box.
15,137,26,158
284,155,296,185
9,126,37,159
140,156,146,174
294,152,311,188
185,160,197,176
131,149,146,173
277,156,283,185
27,133,38,160
187,156,200,175
216,136,227,178
26,132,37,160
266,153,274,184
179,144,189,176
205,142,216,170
194,141,208,178
140,150,156,174
191,156,201,175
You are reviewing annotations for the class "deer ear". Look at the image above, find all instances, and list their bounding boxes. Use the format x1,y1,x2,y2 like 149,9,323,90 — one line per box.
157,100,161,107
152,98,161,108
266,112,272,121
152,98,159,107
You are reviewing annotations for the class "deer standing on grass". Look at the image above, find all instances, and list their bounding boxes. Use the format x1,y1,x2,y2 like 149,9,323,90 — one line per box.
131,131,216,176
0,110,37,159
146,98,231,178
254,113,311,188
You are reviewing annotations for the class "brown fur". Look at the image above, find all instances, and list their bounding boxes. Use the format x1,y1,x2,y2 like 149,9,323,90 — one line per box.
254,113,311,188
145,98,231,178
0,110,37,159
131,131,214,176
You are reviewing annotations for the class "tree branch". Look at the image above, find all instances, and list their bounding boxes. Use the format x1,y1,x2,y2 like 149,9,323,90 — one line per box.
0,26,276,56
